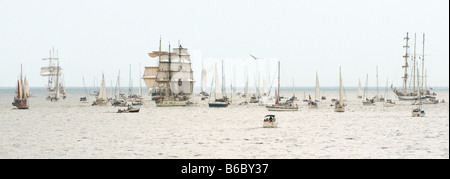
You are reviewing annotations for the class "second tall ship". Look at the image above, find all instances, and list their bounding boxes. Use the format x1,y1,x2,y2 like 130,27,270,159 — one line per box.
391,33,436,101
143,39,195,107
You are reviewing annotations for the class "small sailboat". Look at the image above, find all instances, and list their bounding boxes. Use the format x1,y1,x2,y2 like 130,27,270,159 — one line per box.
412,64,425,117
308,95,318,109
240,74,250,105
200,64,209,99
266,61,298,111
290,77,298,101
209,63,229,108
131,65,145,106
308,71,319,109
362,74,376,106
12,64,29,109
117,105,140,113
302,92,308,102
249,74,260,103
383,78,395,107
372,66,385,102
80,76,89,102
384,99,395,107
111,71,127,107
263,115,277,128
92,73,108,106
334,67,345,112
357,79,363,99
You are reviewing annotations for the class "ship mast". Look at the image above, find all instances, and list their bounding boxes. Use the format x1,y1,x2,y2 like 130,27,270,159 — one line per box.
20,64,24,100
402,33,410,94
413,33,417,93
168,43,172,97
277,61,280,100
421,33,425,92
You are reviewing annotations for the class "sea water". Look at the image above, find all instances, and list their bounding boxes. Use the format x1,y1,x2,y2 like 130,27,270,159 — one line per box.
0,87,448,158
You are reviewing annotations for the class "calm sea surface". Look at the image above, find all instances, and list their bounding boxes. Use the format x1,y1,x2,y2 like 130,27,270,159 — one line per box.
0,87,448,158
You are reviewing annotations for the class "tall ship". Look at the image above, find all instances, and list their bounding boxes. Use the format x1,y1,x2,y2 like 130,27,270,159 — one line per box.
391,33,435,100
143,38,195,107
40,48,66,101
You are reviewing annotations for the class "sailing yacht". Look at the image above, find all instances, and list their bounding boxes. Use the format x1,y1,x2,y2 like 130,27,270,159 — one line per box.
266,61,298,111
334,67,345,112
383,78,395,107
308,71,320,109
200,64,209,99
240,74,250,105
80,77,89,102
209,63,229,107
111,71,127,107
92,73,108,106
362,74,375,106
412,70,425,117
372,66,385,102
12,64,29,109
249,74,261,103
357,79,363,99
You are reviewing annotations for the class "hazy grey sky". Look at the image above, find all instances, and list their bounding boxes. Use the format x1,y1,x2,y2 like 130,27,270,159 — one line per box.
1,0,448,89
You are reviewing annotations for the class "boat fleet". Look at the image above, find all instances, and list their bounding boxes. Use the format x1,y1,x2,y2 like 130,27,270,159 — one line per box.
12,33,445,119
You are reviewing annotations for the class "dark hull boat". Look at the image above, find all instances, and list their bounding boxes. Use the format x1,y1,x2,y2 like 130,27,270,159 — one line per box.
117,106,140,113
208,102,229,108
12,64,29,109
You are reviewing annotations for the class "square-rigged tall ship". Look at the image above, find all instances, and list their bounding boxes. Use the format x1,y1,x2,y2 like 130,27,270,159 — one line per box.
143,38,195,107
40,48,67,101
391,33,437,101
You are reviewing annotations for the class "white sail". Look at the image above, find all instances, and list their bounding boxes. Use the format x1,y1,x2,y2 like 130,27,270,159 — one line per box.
24,76,30,97
358,79,363,97
315,71,320,101
263,76,267,95
214,63,222,99
18,78,23,100
245,75,249,102
115,71,120,99
364,74,369,99
98,73,107,100
201,65,207,92
55,83,60,99
143,66,158,90
339,67,344,105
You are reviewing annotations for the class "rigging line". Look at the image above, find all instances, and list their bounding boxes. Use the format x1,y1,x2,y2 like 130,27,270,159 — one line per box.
267,65,279,97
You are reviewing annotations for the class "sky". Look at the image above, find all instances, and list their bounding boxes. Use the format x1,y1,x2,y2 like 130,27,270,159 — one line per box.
0,0,448,90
